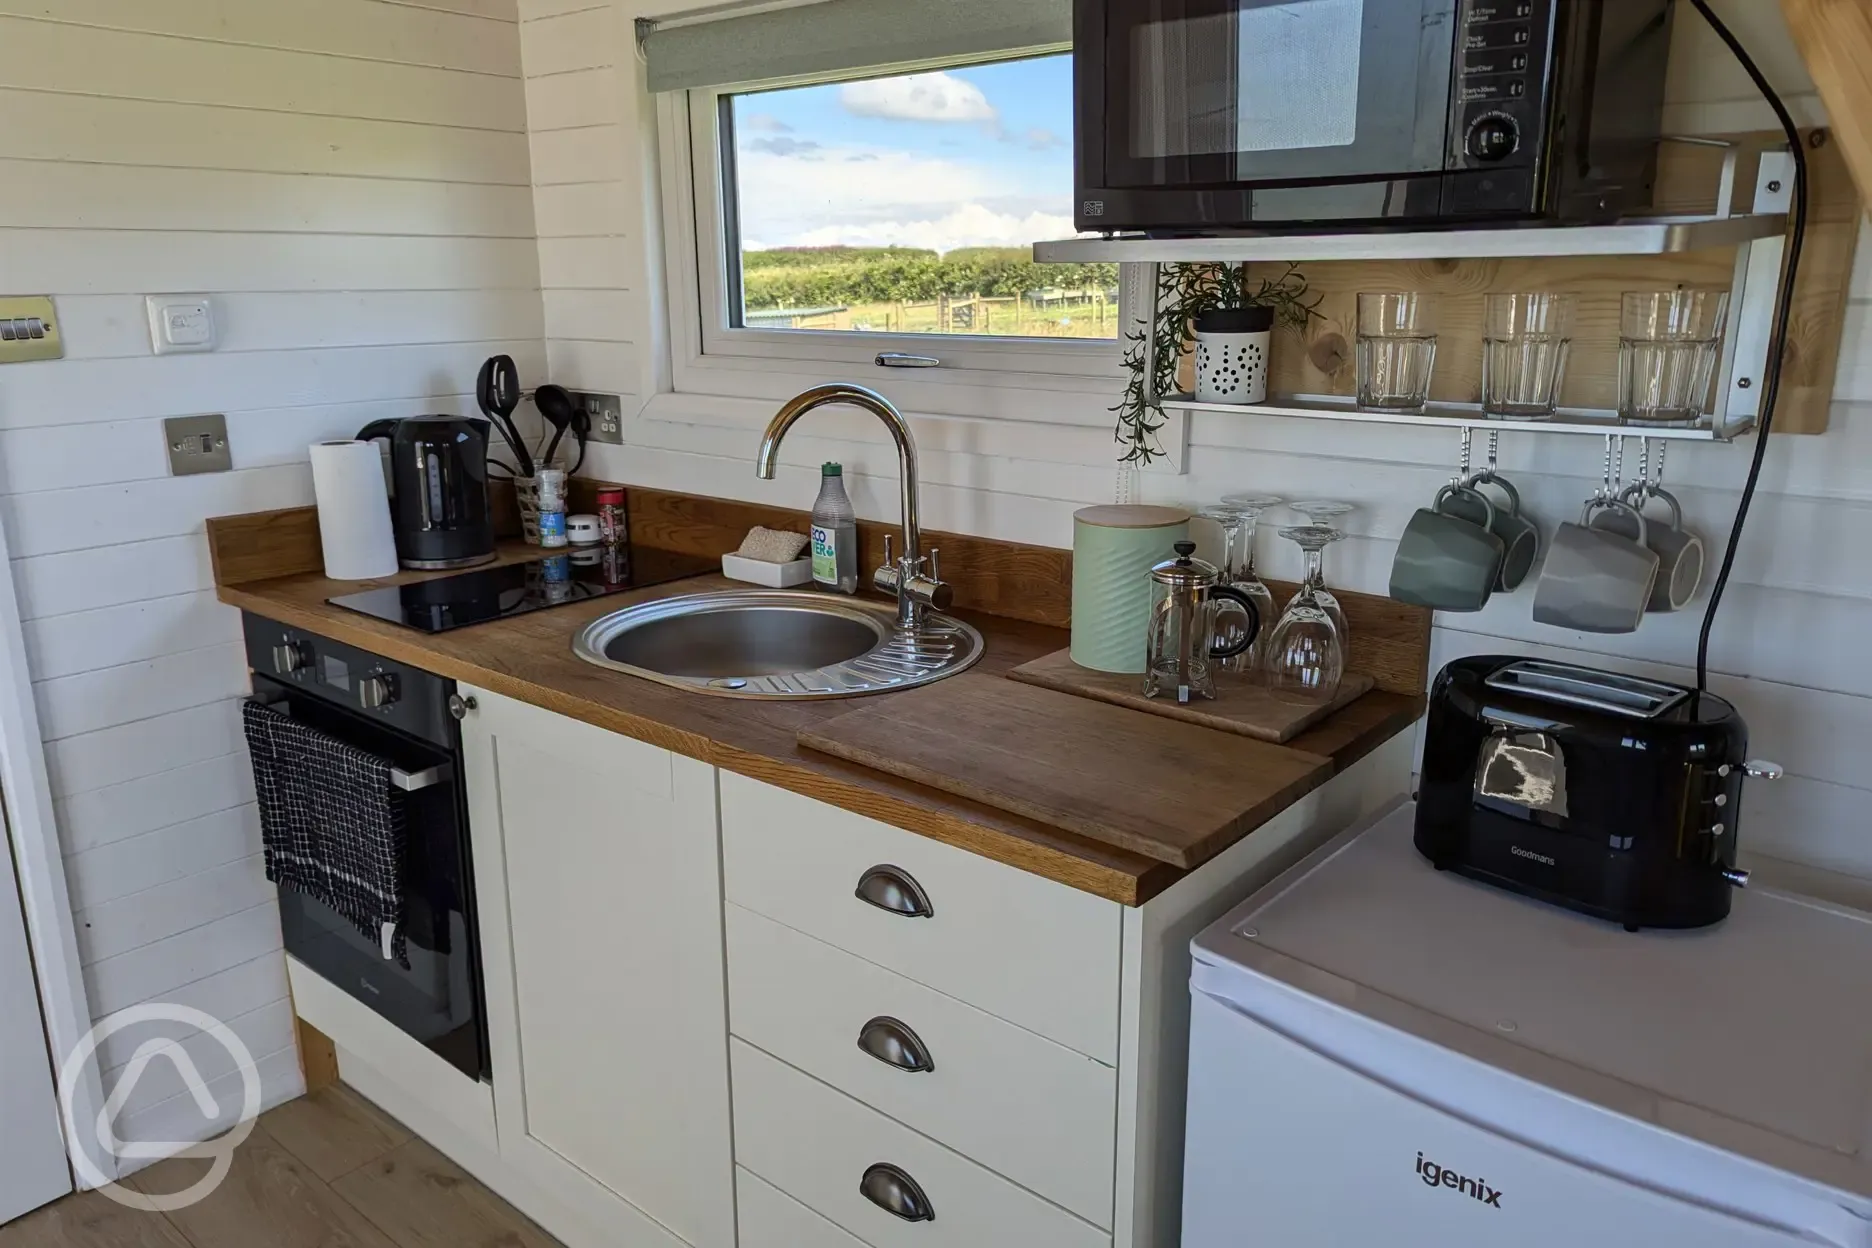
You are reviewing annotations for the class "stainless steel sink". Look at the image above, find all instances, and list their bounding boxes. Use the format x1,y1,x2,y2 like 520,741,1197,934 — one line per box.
572,590,984,699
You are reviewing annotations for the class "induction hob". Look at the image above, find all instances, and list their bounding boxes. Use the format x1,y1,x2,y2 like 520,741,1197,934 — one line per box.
328,545,718,634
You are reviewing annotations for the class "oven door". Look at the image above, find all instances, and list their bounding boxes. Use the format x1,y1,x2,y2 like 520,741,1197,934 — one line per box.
253,676,489,1081
1086,0,1460,221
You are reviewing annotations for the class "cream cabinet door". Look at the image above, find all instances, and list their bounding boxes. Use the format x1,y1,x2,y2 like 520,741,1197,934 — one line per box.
0,835,69,1226
460,686,732,1248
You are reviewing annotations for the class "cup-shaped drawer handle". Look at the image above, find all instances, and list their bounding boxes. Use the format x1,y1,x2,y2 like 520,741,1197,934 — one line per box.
857,1016,935,1073
859,1163,935,1223
855,865,933,918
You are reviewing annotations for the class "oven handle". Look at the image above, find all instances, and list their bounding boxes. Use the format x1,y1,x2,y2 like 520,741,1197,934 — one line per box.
390,763,451,792
247,695,451,793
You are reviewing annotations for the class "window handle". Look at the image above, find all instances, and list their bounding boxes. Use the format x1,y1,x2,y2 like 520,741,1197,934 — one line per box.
875,352,940,369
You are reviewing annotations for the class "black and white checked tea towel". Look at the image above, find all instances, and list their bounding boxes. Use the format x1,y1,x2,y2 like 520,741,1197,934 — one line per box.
243,699,409,967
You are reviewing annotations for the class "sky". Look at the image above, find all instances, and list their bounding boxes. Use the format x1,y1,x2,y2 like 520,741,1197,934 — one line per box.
730,53,1076,254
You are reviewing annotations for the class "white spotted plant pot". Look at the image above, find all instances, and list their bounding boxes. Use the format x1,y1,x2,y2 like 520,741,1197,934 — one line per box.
1193,306,1274,405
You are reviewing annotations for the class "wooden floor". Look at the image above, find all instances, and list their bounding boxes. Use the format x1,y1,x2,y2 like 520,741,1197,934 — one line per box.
0,1085,562,1248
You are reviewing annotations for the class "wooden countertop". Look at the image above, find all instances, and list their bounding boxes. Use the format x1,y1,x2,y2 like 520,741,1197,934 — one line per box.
217,549,1421,906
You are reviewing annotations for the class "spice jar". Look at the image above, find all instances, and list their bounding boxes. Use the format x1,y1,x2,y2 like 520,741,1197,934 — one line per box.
596,487,627,546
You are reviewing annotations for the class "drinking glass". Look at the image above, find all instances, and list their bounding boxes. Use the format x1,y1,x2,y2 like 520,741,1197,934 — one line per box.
1263,525,1345,705
1618,290,1730,426
1217,493,1284,674
1287,500,1352,645
1483,292,1577,421
1197,504,1256,672
1356,292,1438,413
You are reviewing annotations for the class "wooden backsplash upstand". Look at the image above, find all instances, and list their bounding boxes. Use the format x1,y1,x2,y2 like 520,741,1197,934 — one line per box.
209,486,1436,700
1172,130,1861,436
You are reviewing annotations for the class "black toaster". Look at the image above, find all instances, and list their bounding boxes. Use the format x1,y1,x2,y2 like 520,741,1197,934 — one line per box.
1416,657,1780,931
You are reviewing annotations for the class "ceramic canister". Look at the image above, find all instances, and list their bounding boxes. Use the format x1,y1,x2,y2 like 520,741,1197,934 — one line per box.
1071,504,1192,673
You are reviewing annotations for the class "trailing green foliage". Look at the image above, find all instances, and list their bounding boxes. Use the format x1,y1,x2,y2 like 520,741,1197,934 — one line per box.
741,246,1117,309
1113,263,1320,466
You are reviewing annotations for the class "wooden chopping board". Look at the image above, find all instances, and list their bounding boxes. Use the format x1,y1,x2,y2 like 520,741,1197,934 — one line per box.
797,674,1332,869
1007,648,1373,743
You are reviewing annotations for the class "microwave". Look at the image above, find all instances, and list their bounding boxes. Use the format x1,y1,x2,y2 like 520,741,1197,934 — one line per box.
1073,0,1674,233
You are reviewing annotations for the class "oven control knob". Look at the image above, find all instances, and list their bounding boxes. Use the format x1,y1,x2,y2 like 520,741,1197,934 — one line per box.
358,674,399,710
271,641,311,675
1465,114,1519,162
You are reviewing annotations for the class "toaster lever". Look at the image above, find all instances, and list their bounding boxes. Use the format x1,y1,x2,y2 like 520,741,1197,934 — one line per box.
1720,866,1751,889
1742,759,1784,780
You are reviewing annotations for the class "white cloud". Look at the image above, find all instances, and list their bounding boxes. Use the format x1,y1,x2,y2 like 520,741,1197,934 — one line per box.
775,203,1076,253
742,113,793,133
839,72,997,124
736,145,998,220
735,137,1070,251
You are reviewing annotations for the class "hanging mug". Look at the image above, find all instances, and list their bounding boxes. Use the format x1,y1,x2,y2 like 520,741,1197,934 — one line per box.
1533,496,1661,634
1597,486,1705,613
1389,484,1504,612
1442,474,1540,592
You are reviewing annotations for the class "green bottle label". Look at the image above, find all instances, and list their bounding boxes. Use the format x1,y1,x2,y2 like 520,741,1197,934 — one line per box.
811,524,837,584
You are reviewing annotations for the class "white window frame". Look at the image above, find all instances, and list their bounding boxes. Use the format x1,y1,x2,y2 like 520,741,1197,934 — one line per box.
653,51,1138,429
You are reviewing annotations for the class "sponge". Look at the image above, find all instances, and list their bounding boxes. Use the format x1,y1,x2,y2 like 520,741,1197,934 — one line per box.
735,526,810,563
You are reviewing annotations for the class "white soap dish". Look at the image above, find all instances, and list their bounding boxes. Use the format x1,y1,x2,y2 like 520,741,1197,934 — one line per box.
722,552,813,588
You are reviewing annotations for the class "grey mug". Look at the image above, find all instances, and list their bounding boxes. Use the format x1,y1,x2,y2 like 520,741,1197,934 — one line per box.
1533,496,1661,634
1442,475,1540,592
1591,486,1705,613
1389,484,1505,612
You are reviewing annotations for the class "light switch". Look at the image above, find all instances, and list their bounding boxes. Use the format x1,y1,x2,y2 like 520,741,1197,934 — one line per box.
164,414,232,476
0,297,62,364
147,296,217,355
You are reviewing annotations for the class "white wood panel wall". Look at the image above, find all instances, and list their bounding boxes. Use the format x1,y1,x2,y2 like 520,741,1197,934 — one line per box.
1,0,542,1156
523,0,1872,882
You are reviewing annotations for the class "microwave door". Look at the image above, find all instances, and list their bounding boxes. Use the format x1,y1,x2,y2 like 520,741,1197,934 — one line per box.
1107,0,1456,189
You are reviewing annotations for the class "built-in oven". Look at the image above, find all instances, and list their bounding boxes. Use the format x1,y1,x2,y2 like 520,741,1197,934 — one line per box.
243,613,489,1082
1074,0,1674,232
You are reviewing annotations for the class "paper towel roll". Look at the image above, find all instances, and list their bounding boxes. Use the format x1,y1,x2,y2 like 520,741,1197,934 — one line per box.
310,440,400,580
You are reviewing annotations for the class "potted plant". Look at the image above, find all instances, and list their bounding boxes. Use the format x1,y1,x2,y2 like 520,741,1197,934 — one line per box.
1113,262,1320,466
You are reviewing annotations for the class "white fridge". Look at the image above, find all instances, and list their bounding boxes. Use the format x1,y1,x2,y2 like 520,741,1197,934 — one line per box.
1181,801,1872,1247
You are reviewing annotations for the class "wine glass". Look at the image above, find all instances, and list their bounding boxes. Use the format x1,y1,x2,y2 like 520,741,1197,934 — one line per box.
1263,525,1345,705
1218,493,1283,674
1197,503,1262,674
1286,500,1353,643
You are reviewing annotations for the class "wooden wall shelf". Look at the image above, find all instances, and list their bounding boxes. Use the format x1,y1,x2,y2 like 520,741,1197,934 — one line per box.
1037,130,1860,444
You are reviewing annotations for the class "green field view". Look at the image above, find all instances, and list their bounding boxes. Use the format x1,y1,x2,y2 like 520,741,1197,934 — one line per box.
739,246,1120,339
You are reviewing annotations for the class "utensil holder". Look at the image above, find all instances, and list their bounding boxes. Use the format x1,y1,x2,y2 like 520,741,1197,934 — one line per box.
515,477,543,544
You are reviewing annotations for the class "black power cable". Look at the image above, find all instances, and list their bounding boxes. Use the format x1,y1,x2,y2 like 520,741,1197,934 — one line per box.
1687,0,1810,693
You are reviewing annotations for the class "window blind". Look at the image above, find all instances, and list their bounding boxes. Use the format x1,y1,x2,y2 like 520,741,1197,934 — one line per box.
642,0,1072,93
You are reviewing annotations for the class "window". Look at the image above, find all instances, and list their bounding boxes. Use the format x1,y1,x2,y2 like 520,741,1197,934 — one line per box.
719,55,1119,342
650,1,1129,419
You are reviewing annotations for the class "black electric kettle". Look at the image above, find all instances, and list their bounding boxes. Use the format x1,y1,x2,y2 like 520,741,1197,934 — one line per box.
355,415,496,570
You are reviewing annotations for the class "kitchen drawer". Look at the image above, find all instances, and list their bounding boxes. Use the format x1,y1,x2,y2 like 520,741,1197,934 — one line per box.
727,903,1116,1228
720,771,1122,1063
731,1039,1110,1248
738,1167,870,1248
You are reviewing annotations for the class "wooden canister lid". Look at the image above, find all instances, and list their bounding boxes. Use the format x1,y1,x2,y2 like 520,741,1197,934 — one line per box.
1074,504,1191,529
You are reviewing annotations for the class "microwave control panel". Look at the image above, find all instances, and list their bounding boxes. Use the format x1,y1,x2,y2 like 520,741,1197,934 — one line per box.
1451,0,1550,169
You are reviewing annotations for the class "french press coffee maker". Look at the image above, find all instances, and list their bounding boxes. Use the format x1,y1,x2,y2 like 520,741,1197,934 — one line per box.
1145,541,1261,703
